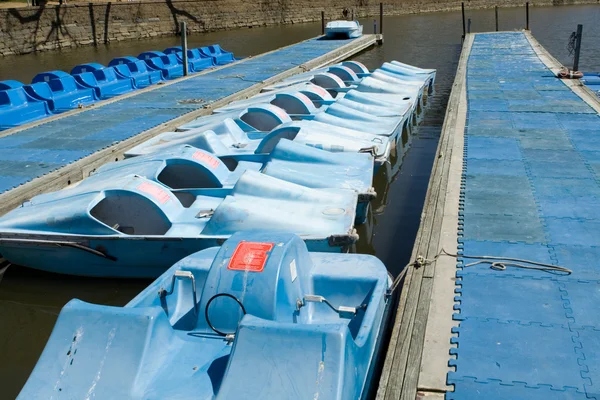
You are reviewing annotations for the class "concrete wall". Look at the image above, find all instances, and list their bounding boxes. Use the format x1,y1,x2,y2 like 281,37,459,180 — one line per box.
0,0,595,55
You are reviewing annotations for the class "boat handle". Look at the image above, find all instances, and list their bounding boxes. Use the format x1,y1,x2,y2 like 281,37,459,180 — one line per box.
296,295,365,318
0,238,116,261
158,270,198,316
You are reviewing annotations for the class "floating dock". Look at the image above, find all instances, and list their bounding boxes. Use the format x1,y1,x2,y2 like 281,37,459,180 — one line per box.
378,31,600,399
0,35,377,216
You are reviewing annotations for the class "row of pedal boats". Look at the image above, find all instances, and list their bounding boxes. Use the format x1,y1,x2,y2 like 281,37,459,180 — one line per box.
10,59,435,399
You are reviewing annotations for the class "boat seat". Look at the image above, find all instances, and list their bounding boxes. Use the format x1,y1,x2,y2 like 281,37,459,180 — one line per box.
140,52,184,80
198,44,235,65
90,192,173,235
164,46,214,72
0,83,52,129
31,70,98,111
73,66,136,99
109,56,164,88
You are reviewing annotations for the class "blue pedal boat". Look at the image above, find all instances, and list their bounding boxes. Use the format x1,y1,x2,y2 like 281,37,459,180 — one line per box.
0,173,358,277
95,142,375,224
125,117,391,170
18,232,391,399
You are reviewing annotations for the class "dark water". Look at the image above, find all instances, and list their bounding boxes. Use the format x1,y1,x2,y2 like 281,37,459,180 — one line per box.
1,4,600,398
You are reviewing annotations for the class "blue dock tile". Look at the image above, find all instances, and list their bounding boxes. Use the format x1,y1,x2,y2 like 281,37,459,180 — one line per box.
545,218,600,247
461,213,546,243
574,328,600,399
454,274,570,325
527,160,592,179
448,319,585,391
537,197,600,220
551,245,600,282
464,159,528,176
447,378,588,400
465,137,522,160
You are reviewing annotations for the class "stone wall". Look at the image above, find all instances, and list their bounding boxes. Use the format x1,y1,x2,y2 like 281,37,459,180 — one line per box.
0,0,595,55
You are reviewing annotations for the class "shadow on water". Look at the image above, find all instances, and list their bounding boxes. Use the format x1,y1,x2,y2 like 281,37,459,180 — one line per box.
2,4,600,398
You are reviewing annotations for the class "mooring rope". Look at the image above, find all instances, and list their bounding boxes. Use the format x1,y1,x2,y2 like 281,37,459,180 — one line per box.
388,249,572,295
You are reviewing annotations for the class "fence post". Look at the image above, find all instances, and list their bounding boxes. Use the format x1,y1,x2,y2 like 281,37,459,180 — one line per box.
180,22,188,77
573,24,583,71
526,2,529,30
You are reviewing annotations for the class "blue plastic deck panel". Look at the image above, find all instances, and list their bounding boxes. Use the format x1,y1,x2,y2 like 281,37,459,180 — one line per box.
0,37,356,195
449,32,600,400
30,70,98,112
0,80,52,129
164,46,214,72
108,56,164,88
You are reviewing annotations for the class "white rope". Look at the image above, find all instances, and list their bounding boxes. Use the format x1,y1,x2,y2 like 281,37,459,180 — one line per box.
388,249,572,295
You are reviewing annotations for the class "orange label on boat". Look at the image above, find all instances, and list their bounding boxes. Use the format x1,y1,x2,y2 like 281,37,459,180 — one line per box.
228,241,274,272
137,182,171,204
192,150,220,169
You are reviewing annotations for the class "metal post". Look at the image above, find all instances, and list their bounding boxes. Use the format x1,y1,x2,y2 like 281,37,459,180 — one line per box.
495,6,498,31
461,2,466,40
321,11,325,35
526,2,529,30
373,19,377,34
380,2,383,35
467,18,471,33
573,24,583,72
180,22,188,77
351,9,354,20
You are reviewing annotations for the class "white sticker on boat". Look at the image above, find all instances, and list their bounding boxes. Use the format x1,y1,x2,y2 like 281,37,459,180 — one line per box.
290,259,297,282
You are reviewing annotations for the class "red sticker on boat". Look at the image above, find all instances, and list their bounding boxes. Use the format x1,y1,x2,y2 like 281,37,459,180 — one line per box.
137,182,171,204
193,151,220,169
228,241,274,272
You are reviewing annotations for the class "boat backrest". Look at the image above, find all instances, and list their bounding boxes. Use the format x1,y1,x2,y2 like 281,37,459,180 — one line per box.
163,46,182,55
327,65,360,83
0,80,24,90
255,125,300,154
341,60,370,75
71,62,105,75
94,145,231,189
240,104,291,131
310,72,346,90
90,189,172,235
195,232,312,332
108,56,138,66
270,92,317,116
138,51,165,60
